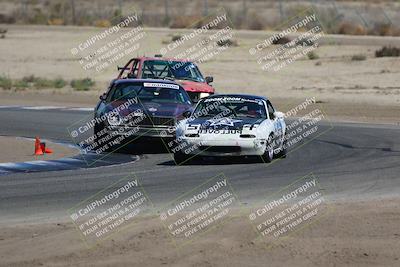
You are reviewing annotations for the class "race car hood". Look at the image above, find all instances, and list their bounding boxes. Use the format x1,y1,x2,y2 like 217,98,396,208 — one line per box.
187,117,264,131
175,80,214,94
106,99,191,118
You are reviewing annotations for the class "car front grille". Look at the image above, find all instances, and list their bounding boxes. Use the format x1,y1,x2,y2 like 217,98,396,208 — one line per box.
129,116,175,127
200,146,241,153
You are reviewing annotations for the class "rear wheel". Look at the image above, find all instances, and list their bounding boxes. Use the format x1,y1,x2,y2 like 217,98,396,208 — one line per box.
262,135,274,163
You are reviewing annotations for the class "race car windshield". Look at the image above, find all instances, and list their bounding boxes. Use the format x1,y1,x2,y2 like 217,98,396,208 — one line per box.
193,99,267,119
142,60,205,82
109,83,190,104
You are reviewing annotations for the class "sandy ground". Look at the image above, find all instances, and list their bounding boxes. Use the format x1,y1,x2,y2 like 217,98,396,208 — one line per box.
0,198,399,267
0,25,399,124
0,136,79,163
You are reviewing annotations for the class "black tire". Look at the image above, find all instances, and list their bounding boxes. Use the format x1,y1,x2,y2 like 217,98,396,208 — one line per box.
93,122,113,153
274,135,287,158
262,135,274,163
173,151,190,165
93,122,104,140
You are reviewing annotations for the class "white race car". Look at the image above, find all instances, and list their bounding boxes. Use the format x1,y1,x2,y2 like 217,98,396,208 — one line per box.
174,94,287,164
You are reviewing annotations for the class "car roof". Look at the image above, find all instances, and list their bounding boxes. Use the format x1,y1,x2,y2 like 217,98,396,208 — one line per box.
134,56,192,62
205,94,268,101
113,78,180,85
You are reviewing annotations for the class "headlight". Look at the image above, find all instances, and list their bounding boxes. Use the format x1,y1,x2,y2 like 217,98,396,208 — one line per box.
199,93,210,98
107,113,121,126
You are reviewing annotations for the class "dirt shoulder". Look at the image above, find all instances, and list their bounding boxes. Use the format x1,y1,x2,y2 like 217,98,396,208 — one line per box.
0,136,79,163
0,90,98,108
0,198,399,267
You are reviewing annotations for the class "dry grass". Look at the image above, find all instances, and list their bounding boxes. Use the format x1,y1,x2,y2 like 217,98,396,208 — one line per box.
375,46,400,57
351,54,367,61
0,75,91,91
337,23,367,35
1,0,400,36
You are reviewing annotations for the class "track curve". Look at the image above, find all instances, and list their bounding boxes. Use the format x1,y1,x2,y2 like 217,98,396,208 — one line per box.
0,107,399,222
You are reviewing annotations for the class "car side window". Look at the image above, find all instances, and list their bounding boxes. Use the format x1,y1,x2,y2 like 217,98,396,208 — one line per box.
267,101,275,120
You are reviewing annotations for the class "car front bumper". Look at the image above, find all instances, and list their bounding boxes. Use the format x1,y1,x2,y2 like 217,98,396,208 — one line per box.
106,125,174,138
176,136,267,156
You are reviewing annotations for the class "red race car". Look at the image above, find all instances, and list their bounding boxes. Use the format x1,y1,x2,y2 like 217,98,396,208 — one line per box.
116,55,214,103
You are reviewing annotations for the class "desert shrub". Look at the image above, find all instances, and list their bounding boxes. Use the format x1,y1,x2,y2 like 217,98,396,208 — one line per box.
34,78,54,88
368,23,397,36
375,46,400,57
295,37,314,47
13,80,29,89
217,38,238,47
94,19,111,28
1,75,69,90
0,75,12,90
171,34,182,42
337,23,353,35
70,78,95,91
47,18,64,26
272,36,291,45
23,76,67,89
307,51,319,60
22,75,39,83
337,22,366,35
0,28,7,39
0,14,15,24
353,24,366,35
351,54,366,61
113,9,123,22
53,78,67,88
170,16,202,29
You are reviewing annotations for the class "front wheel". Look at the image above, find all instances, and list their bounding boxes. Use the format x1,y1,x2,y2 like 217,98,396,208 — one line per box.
173,151,190,165
262,135,274,163
274,135,287,159
94,122,113,153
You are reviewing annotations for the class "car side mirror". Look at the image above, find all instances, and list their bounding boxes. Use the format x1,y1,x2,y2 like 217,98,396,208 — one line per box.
99,93,106,101
182,110,191,118
274,111,285,119
205,76,213,84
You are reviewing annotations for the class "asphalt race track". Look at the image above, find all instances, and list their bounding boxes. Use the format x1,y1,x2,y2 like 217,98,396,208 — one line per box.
0,107,399,222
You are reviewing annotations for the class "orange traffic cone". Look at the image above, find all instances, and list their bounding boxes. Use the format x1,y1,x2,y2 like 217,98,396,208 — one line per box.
34,137,44,155
40,142,46,153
